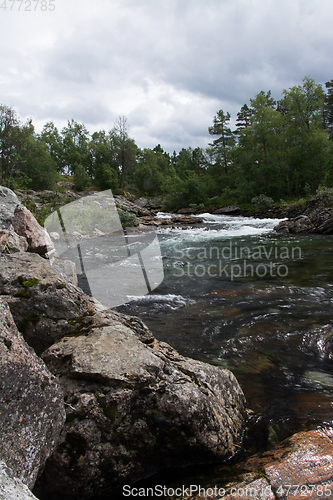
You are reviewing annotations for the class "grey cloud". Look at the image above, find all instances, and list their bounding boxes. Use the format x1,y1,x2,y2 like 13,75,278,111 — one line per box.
0,0,332,152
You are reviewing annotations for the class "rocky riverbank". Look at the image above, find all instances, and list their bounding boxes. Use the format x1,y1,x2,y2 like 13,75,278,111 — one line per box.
12,186,333,233
0,186,245,499
14,185,333,234
1,185,333,499
14,188,203,228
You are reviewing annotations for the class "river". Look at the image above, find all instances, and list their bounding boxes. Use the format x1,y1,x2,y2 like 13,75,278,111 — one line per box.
109,213,333,494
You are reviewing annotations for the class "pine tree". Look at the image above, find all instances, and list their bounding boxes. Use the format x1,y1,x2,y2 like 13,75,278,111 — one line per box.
324,79,333,139
234,104,253,134
208,110,235,174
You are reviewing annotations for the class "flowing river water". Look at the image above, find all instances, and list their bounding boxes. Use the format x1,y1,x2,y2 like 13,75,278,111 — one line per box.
94,213,333,498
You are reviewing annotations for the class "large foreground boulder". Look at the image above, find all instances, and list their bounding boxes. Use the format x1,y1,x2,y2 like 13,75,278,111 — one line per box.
35,329,246,499
0,191,247,498
0,299,65,489
0,252,246,499
114,194,152,216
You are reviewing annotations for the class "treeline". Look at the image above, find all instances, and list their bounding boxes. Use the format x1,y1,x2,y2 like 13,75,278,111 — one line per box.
0,76,332,208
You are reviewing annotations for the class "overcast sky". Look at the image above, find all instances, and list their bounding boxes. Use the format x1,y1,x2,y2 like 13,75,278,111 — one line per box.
1,0,332,152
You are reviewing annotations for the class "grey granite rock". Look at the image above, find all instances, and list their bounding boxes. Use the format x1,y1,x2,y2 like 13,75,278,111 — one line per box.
37,328,246,499
0,299,65,489
12,204,54,257
0,462,39,500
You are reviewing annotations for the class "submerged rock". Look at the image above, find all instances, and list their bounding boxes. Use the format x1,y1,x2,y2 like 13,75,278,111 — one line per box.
0,299,65,489
241,428,333,500
36,330,246,499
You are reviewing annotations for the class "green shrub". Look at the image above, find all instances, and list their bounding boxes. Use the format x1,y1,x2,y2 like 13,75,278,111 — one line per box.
117,209,139,227
316,186,333,201
251,194,274,209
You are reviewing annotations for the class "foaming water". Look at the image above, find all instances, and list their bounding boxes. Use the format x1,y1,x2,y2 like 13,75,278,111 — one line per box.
157,214,280,242
125,293,196,310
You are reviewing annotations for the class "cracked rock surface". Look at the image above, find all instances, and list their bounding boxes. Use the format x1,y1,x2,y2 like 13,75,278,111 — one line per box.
35,326,246,499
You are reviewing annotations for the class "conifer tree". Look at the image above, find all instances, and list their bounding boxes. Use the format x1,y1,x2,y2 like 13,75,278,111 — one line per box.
208,110,235,174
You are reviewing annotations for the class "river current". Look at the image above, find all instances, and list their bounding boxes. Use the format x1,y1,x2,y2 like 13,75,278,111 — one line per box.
101,213,333,497
117,214,333,440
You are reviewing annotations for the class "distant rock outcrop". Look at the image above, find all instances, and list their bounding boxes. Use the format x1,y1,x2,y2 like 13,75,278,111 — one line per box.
0,253,94,354
274,196,333,235
274,215,315,234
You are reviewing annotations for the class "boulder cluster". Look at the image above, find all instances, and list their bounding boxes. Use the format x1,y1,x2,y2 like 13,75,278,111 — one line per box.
1,186,333,500
0,186,246,499
274,196,333,234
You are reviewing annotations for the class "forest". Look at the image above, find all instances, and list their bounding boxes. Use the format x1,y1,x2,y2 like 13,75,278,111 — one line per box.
0,76,332,210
